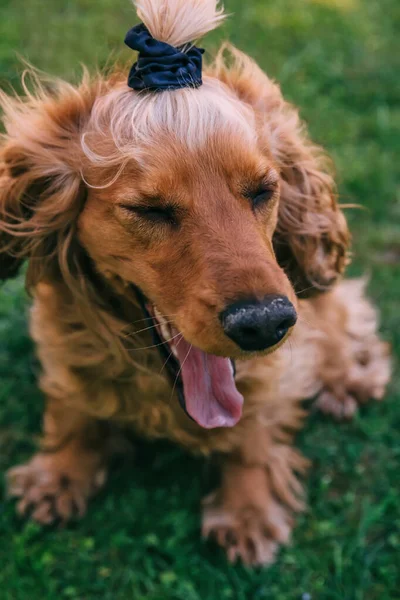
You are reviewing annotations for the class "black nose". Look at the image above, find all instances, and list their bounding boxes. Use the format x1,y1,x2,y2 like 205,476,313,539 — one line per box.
220,295,297,352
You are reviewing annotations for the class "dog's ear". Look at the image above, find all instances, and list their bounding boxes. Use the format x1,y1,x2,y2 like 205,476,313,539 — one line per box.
0,73,102,285
211,46,350,297
270,126,350,297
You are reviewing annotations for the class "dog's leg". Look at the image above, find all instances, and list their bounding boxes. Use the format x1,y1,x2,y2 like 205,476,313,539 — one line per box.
314,280,391,421
7,398,111,524
202,425,308,566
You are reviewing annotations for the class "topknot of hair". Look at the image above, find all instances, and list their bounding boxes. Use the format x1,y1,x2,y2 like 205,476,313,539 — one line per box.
132,0,226,48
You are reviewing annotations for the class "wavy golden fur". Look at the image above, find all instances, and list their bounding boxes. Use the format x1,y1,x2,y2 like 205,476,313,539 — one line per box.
1,0,391,566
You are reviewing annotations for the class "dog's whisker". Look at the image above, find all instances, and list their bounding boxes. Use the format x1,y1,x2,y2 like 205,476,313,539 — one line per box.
127,331,183,352
160,334,184,374
120,317,177,341
295,285,318,296
170,343,192,402
132,320,176,337
130,315,177,327
288,338,294,366
297,315,318,329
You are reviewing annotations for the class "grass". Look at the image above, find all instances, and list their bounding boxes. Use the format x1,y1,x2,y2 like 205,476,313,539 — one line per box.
0,0,399,598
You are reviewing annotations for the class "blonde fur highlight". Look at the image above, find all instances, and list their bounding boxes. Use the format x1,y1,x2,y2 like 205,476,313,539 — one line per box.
133,0,226,47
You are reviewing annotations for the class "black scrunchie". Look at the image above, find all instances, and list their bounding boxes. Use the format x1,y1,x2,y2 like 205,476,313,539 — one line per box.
124,24,205,92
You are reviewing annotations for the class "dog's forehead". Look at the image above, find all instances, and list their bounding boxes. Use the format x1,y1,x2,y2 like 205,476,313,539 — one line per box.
148,122,272,172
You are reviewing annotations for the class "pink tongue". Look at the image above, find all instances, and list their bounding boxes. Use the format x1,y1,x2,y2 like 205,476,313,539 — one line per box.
175,337,244,429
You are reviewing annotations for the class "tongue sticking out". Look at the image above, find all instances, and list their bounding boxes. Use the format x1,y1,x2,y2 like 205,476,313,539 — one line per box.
174,336,244,429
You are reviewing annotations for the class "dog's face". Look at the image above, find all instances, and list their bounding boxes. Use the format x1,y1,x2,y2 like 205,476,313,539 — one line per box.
79,131,297,360
78,124,299,429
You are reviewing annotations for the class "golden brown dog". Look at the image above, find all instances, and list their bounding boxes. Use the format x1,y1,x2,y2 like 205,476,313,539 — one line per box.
0,0,391,566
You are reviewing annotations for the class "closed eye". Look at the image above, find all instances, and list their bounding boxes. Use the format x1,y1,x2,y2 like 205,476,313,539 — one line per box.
245,182,278,209
118,204,179,227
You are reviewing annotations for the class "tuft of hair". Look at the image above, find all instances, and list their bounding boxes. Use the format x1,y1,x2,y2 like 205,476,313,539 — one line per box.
133,0,226,47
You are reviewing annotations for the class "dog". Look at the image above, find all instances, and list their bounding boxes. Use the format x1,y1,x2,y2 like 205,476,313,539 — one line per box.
0,0,391,566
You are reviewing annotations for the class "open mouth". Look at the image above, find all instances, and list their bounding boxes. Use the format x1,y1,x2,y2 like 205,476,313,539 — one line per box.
136,293,244,429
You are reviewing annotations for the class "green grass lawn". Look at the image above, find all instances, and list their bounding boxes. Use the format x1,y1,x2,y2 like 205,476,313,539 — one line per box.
0,0,399,598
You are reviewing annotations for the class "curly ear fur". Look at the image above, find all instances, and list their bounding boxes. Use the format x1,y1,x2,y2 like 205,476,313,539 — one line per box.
0,71,107,285
210,45,351,297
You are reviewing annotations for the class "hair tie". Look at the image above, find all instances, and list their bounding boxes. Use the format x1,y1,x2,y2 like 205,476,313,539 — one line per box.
124,23,205,92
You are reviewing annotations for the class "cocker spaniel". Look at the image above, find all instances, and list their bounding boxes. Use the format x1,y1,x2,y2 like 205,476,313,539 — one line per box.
1,0,391,566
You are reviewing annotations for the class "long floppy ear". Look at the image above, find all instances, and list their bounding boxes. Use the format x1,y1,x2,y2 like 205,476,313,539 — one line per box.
0,72,104,286
211,46,350,297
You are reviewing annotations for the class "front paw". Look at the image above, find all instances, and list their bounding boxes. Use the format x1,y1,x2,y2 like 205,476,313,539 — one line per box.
7,453,106,524
202,489,293,566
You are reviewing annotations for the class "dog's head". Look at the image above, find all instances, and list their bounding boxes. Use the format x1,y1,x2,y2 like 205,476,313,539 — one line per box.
0,0,349,428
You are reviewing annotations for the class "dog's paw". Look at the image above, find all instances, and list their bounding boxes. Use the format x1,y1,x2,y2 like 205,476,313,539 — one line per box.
7,452,106,524
347,341,391,404
202,490,293,566
315,390,358,421
316,340,391,422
